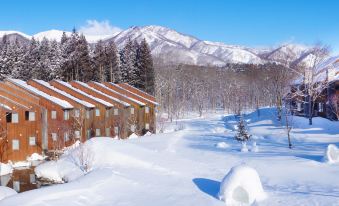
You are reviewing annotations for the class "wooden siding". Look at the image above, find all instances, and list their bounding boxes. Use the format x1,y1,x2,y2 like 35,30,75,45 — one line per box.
103,82,157,133
69,81,132,138
117,83,156,102
81,82,146,136
49,80,113,139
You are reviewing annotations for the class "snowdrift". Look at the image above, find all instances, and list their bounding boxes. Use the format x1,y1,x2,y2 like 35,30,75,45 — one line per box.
219,165,266,205
324,144,339,164
0,187,17,201
0,163,13,176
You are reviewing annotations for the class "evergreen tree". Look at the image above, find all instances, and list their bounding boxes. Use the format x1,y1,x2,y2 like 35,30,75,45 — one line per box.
48,40,62,79
93,40,106,82
137,38,155,94
234,117,251,142
105,41,119,82
33,37,52,80
77,34,92,81
119,38,138,85
20,37,40,80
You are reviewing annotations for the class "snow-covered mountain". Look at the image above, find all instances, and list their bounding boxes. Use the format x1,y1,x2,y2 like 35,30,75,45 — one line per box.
0,26,312,66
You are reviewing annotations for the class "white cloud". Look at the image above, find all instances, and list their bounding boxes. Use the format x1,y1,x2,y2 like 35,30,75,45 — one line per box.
79,20,122,36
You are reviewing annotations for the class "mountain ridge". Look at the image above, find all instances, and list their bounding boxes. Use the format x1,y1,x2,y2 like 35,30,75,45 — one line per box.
0,25,313,66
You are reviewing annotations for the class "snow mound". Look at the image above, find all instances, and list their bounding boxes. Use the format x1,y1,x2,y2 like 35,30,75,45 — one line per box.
219,165,266,205
144,131,153,136
241,142,249,152
27,153,44,161
35,160,84,183
212,127,226,134
251,142,259,152
0,163,13,176
324,144,339,164
216,142,230,149
0,186,17,201
11,161,30,168
129,133,139,139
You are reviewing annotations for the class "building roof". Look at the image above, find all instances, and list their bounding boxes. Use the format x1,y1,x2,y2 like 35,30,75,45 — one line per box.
89,81,145,106
73,81,131,107
53,80,113,108
32,79,95,109
7,79,73,109
106,82,159,106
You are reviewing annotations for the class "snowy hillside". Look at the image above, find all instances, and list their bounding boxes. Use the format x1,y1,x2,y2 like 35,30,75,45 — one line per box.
1,108,338,205
0,25,313,66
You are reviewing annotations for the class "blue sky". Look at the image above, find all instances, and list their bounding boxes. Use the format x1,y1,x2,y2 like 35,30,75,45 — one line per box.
1,0,338,53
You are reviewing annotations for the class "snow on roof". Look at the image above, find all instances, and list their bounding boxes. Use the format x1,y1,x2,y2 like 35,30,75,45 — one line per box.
73,81,131,107
120,83,156,99
107,82,159,106
89,82,145,106
7,79,73,109
32,80,95,109
0,102,12,111
54,80,113,108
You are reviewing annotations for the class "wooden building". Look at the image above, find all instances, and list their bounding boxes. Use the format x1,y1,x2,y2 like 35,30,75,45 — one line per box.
4,79,73,159
103,82,158,133
27,79,96,142
117,83,157,102
69,81,135,138
49,80,115,139
79,81,147,136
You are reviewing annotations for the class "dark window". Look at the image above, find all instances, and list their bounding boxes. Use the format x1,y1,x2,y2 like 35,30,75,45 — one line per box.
25,111,29,120
6,112,12,123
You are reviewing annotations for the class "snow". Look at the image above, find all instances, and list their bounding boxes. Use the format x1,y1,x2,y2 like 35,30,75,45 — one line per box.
32,79,95,108
128,133,139,139
144,131,153,136
90,81,145,106
74,81,131,107
0,31,31,39
0,103,12,111
1,108,339,205
10,161,31,168
35,160,84,183
240,142,249,152
0,163,13,176
0,187,17,201
251,142,259,152
26,153,44,161
7,79,73,109
53,80,113,108
218,165,266,205
216,142,230,149
324,144,339,164
32,30,72,41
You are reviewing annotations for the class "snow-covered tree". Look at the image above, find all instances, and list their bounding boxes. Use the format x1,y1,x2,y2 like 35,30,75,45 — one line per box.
235,117,251,142
105,41,120,82
119,38,138,85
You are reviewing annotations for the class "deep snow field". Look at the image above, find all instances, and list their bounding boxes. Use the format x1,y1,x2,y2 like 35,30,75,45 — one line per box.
1,108,339,206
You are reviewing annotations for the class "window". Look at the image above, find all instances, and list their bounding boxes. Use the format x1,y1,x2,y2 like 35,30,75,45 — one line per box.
95,109,100,117
74,109,80,118
29,174,36,184
75,131,80,138
12,139,19,150
64,110,69,120
114,127,119,135
105,109,110,118
130,107,135,115
86,110,90,119
51,111,57,119
145,107,150,114
131,125,136,132
29,136,36,146
319,102,324,112
64,132,69,142
105,128,110,136
12,113,18,123
114,109,119,116
51,133,57,141
96,128,101,136
25,111,29,120
29,112,35,121
145,123,150,130
6,112,11,123
297,102,302,112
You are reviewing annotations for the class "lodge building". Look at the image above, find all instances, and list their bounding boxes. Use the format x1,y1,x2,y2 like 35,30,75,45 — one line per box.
0,79,158,162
